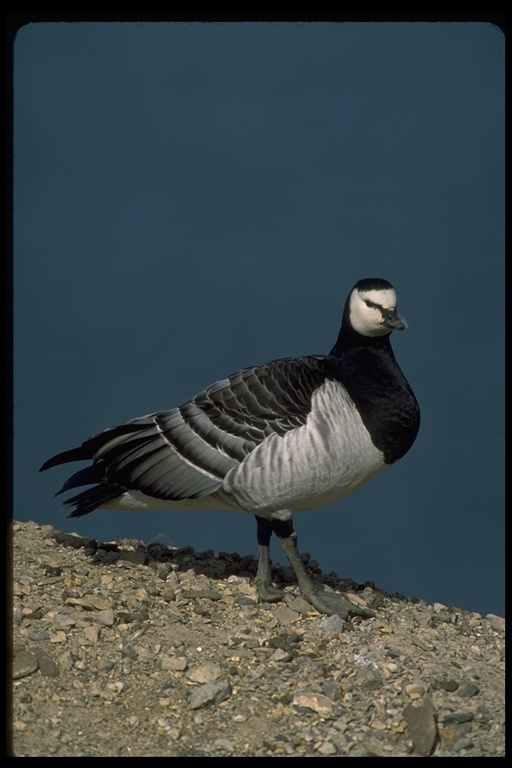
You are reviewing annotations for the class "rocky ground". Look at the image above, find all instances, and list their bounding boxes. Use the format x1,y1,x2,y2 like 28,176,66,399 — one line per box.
9,519,505,757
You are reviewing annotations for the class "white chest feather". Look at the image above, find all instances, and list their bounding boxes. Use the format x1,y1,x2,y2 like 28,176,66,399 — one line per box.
223,379,386,515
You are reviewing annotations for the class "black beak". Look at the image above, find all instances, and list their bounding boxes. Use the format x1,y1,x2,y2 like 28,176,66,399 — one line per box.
381,307,406,331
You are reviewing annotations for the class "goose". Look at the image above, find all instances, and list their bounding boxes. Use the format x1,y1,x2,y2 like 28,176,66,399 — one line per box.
40,278,420,619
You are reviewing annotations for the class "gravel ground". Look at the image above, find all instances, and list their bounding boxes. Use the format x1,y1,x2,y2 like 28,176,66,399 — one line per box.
9,519,505,757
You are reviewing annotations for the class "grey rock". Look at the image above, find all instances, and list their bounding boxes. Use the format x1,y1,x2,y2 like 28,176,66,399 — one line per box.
403,696,438,757
186,662,222,683
32,648,59,677
322,680,342,702
117,550,147,566
457,682,479,697
13,650,39,679
213,738,235,753
188,679,232,710
93,609,115,626
443,711,474,724
315,614,346,635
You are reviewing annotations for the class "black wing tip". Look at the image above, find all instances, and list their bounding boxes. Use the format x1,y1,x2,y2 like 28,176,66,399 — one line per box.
62,484,124,519
40,446,90,473
39,423,151,474
39,456,60,473
66,507,88,519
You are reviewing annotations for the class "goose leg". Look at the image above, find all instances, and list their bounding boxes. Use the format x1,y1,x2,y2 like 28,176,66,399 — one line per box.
252,515,283,602
272,517,374,620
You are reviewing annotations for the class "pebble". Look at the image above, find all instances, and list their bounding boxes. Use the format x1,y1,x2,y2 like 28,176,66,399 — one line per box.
315,614,346,635
317,740,337,755
186,662,222,684
93,609,115,627
160,655,188,671
213,738,235,753
403,696,438,757
83,625,101,644
13,650,38,679
293,692,335,716
10,520,505,758
405,682,426,698
188,680,232,710
32,648,60,677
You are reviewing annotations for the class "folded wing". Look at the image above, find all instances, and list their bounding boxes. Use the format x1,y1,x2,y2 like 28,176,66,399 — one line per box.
40,356,328,511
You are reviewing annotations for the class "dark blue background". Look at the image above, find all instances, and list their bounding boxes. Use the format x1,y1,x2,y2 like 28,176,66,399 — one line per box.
14,22,504,615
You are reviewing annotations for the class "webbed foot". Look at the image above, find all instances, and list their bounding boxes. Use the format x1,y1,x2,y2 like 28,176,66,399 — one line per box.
252,576,283,603
303,584,374,619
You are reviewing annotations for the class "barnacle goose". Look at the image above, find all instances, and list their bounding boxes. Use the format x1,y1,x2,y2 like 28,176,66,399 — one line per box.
40,278,420,619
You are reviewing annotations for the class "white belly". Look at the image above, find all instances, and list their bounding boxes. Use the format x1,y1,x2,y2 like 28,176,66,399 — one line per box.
223,380,386,515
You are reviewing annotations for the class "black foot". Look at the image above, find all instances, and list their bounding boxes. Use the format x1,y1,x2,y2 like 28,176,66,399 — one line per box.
253,515,283,602
252,576,283,603
270,517,374,620
303,584,374,620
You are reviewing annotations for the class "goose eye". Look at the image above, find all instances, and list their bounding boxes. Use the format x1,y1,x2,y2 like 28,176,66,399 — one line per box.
364,299,377,308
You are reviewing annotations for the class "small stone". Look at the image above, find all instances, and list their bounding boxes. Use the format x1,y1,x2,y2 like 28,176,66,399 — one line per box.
117,550,147,566
452,736,474,752
117,608,149,623
106,681,124,695
83,625,101,643
357,668,382,691
269,648,292,662
66,596,111,611
188,680,232,710
442,712,474,725
234,596,258,607
93,609,115,627
186,662,222,684
484,614,505,632
126,716,139,727
213,738,235,753
405,682,426,698
90,681,102,697
403,696,438,757
432,678,459,692
32,648,59,677
457,682,479,698
52,531,88,549
322,680,342,702
315,614,346,635
440,721,472,749
293,692,335,716
284,595,312,614
411,636,435,651
13,650,39,679
53,613,76,628
273,604,301,624
183,587,222,601
161,655,188,671
317,740,337,755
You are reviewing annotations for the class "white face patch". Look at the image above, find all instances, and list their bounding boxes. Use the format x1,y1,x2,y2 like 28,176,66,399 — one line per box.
349,287,399,337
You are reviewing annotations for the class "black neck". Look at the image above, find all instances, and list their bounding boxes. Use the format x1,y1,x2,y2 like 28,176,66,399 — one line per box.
330,325,395,358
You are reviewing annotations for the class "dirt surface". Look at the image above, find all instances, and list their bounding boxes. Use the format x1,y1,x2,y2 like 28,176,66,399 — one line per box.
10,520,505,757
